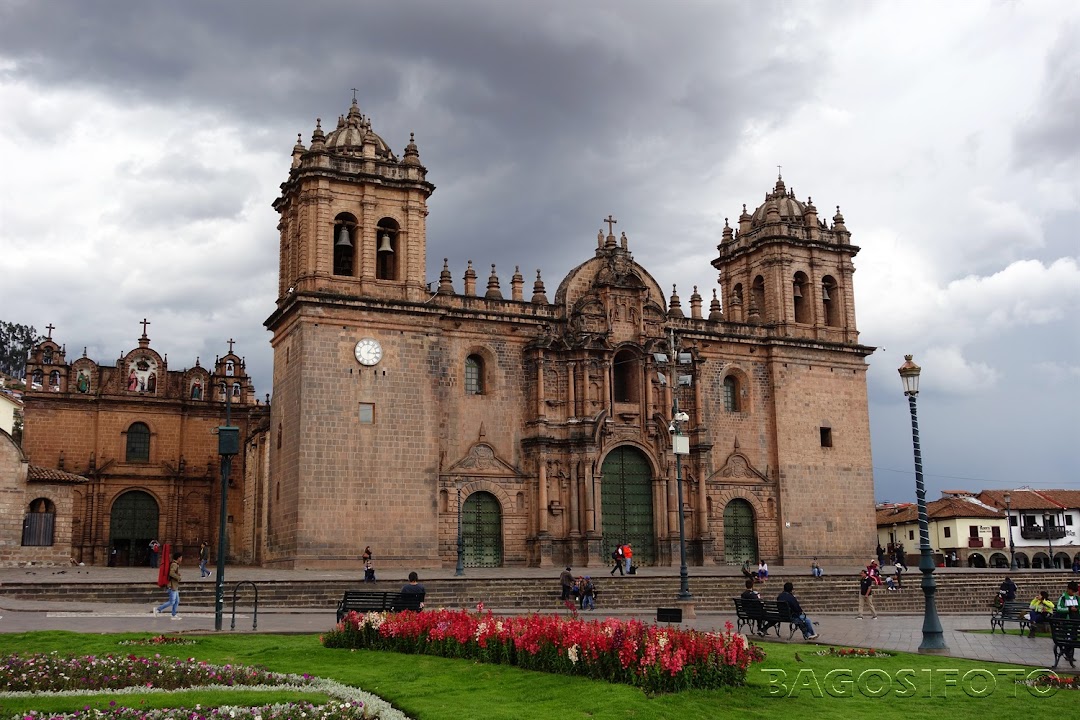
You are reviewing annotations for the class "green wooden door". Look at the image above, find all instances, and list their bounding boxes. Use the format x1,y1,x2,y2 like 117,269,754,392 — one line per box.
110,491,159,567
601,447,655,564
723,499,758,565
463,491,502,567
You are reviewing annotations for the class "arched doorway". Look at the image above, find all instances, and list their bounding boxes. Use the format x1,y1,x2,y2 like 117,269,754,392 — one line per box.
462,491,502,567
723,499,758,565
967,553,986,568
989,553,1008,568
601,447,655,564
110,491,159,566
1014,552,1030,569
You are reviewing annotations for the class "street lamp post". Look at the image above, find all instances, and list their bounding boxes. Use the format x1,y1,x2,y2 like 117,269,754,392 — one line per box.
455,482,465,577
214,381,239,632
1004,492,1015,571
662,328,692,601
898,355,947,652
1044,512,1053,570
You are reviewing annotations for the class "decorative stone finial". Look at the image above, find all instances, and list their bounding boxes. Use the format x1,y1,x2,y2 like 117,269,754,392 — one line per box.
531,269,549,304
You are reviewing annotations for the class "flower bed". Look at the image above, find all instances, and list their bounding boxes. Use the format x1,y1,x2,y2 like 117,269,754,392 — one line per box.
813,647,894,658
0,652,412,720
0,652,309,693
322,607,764,694
117,635,196,647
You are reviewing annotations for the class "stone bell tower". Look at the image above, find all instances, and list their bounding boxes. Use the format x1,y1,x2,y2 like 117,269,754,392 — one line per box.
264,97,437,568
272,97,435,304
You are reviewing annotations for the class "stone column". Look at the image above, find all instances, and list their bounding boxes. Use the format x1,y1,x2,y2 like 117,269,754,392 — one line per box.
537,458,549,535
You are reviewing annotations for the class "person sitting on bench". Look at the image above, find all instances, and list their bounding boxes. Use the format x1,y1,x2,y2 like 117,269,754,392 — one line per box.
1028,590,1054,636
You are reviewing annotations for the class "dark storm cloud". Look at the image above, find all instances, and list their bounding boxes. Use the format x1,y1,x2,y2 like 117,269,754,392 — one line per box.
1012,22,1080,170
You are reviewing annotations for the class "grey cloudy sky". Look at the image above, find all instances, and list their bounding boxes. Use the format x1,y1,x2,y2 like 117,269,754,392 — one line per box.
1,1,1076,503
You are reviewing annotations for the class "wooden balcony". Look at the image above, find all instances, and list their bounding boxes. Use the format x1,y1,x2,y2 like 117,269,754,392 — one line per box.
1020,526,1066,540
967,537,984,548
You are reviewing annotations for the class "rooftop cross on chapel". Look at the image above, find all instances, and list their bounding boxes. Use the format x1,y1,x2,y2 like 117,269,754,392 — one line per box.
139,318,150,337
227,338,236,354
604,214,617,236
45,323,55,340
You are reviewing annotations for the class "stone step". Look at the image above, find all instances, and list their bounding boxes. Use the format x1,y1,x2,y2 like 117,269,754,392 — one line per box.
1,572,1073,615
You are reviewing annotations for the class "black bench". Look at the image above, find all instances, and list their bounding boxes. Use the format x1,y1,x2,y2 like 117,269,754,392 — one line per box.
1049,617,1080,670
336,591,425,622
990,601,1031,634
732,598,798,639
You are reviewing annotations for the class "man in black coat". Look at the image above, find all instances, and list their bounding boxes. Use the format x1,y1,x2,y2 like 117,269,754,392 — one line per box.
777,581,819,641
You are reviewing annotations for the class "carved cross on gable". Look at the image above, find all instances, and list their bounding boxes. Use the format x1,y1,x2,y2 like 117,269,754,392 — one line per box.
45,323,55,339
604,215,617,236
139,318,151,336
227,338,235,353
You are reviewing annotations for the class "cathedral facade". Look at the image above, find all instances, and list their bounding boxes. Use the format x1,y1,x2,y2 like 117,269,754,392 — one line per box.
20,326,266,566
263,98,878,570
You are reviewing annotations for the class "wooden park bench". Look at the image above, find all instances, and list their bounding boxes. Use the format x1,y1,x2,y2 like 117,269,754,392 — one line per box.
336,590,425,622
1049,617,1080,670
732,597,798,640
989,600,1031,635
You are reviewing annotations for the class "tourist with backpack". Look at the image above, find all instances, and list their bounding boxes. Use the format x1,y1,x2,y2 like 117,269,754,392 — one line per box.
610,545,624,576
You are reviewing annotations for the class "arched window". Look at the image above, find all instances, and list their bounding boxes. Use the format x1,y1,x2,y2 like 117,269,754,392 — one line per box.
31,369,43,387
723,376,740,412
21,498,56,546
822,276,840,326
333,214,357,277
126,422,151,462
793,272,810,323
375,218,399,280
613,348,638,403
225,360,235,376
49,370,61,387
232,382,241,397
465,355,484,395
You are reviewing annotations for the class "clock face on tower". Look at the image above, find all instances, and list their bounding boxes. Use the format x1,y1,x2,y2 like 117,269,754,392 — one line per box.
354,338,383,366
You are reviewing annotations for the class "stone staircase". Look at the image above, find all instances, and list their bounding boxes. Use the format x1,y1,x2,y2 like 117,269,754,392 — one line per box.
2,571,1075,615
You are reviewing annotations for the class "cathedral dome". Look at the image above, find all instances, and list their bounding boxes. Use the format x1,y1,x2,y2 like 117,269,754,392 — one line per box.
324,98,397,160
749,175,807,227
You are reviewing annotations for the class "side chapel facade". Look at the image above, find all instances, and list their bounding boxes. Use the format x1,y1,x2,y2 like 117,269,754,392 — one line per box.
263,98,878,570
19,326,267,566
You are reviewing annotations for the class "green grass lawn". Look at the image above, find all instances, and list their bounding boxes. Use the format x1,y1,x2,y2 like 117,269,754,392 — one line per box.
0,632,1072,719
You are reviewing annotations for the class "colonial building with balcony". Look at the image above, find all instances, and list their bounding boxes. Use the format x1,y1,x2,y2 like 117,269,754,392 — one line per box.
979,489,1080,569
877,492,1008,568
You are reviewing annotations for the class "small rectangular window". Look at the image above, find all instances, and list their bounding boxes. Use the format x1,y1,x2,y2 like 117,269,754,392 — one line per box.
1066,515,1074,526
991,526,1001,538
943,527,951,538
1010,516,1018,527
968,525,979,538
359,403,374,424
908,530,915,540
819,427,832,447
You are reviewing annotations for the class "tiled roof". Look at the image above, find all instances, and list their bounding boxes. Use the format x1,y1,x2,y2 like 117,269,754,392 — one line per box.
977,489,1067,511
27,466,88,484
876,496,1003,526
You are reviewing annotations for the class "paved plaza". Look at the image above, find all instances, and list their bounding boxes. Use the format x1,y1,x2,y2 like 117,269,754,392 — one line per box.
0,564,1073,672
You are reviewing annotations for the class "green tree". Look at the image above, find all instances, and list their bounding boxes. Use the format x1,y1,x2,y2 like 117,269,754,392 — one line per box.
0,321,41,379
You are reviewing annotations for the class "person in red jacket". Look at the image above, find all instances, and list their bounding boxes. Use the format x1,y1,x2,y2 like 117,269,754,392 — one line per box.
622,543,633,574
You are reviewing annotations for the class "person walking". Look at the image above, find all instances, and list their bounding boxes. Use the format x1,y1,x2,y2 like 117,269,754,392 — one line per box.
198,541,210,578
559,566,574,602
610,545,624,576
581,576,596,610
153,556,182,620
777,581,819,641
858,569,877,619
148,540,160,569
623,543,633,575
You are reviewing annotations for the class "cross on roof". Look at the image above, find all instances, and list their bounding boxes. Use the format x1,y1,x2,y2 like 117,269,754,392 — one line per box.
351,88,359,102
604,215,617,236
45,323,55,339
227,338,235,353
139,318,150,336
777,164,783,179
